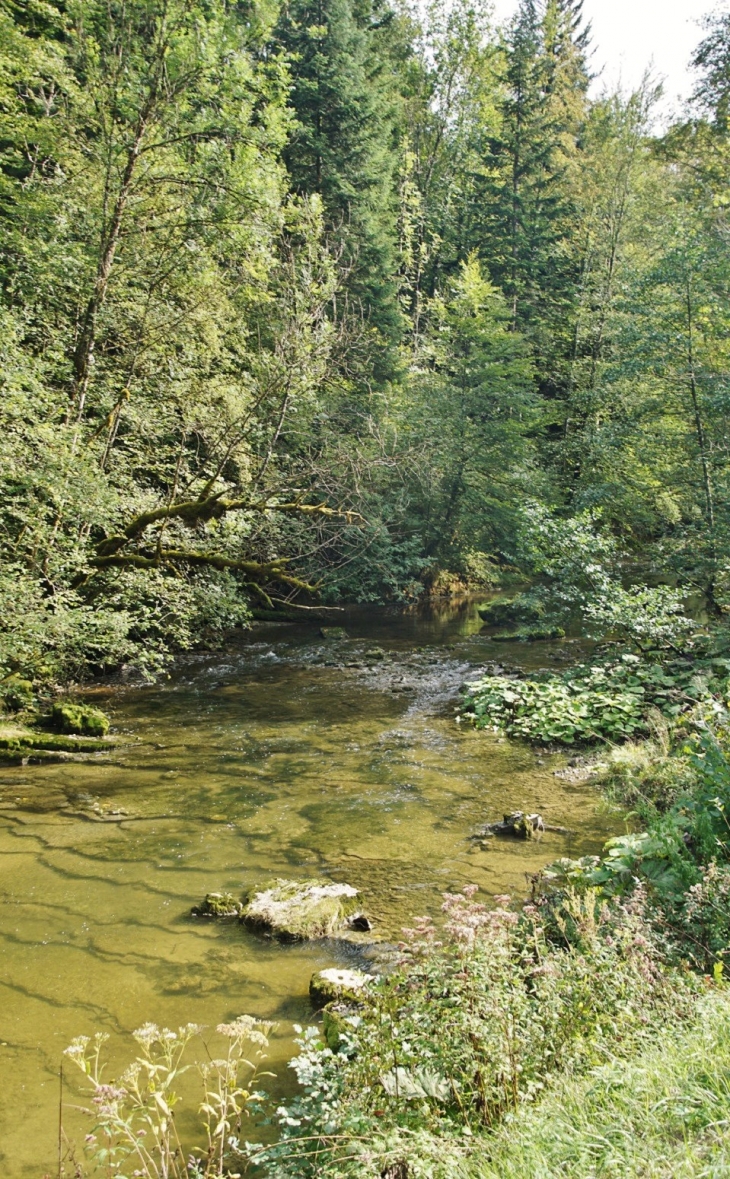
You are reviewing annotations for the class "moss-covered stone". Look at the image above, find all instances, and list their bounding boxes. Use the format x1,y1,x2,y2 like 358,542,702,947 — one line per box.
309,967,373,1008
191,892,242,918
0,727,113,759
491,626,565,642
50,702,110,736
320,626,348,640
241,878,362,940
479,595,544,628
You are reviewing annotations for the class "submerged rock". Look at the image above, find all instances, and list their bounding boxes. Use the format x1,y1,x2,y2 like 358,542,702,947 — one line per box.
310,967,373,1008
191,892,242,918
50,702,110,737
241,878,364,940
474,811,570,841
320,626,348,640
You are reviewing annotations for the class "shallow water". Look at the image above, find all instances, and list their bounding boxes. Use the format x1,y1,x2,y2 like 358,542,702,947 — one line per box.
0,600,615,1175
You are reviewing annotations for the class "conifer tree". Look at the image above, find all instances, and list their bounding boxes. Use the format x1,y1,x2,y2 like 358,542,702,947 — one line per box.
476,0,590,394
276,0,404,377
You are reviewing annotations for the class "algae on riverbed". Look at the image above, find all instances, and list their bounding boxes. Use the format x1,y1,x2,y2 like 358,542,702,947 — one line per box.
0,602,610,1177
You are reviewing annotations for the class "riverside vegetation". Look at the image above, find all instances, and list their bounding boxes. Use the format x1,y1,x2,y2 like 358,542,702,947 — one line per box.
5,0,730,1175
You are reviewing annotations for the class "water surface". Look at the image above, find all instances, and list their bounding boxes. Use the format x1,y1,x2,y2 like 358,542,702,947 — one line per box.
0,601,615,1175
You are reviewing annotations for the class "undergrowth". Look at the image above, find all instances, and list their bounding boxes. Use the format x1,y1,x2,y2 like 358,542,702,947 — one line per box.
470,986,730,1179
461,651,730,744
249,886,698,1178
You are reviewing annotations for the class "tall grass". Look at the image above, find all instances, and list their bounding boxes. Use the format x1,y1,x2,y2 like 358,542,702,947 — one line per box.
471,988,730,1179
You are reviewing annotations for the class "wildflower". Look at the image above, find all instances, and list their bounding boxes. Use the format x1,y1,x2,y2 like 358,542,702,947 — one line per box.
64,1037,90,1062
133,1023,161,1049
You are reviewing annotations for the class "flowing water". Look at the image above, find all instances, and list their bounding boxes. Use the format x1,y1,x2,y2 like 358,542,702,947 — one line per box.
0,600,616,1175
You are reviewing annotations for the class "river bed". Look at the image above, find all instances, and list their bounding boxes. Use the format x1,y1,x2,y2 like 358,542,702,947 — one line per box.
0,599,616,1175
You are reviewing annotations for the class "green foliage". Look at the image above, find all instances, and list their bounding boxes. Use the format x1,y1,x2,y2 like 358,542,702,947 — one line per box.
469,987,730,1179
399,256,537,567
539,726,730,969
515,503,695,646
0,674,33,711
277,0,406,370
252,886,692,1178
462,653,725,745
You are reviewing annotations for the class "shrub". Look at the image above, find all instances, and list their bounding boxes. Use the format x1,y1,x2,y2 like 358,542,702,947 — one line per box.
250,886,692,1178
537,727,730,970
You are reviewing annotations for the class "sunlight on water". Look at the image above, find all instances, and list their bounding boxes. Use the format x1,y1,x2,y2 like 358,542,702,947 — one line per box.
0,601,615,1175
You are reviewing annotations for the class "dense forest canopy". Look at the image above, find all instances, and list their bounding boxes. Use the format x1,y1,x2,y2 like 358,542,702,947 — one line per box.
1,0,729,684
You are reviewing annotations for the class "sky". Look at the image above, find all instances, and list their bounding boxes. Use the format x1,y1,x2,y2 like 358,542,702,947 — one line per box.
492,0,723,119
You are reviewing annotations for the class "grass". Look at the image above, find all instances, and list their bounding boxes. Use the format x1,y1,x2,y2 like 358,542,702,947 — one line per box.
470,987,730,1179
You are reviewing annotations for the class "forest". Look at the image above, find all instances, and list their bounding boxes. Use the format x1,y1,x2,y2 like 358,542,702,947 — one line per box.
3,1,730,1177
2,0,729,686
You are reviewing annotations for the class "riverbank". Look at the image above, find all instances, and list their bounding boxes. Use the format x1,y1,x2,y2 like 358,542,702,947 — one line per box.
249,718,730,1177
7,602,728,1176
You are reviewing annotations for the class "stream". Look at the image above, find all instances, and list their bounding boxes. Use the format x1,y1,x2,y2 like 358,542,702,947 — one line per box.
0,599,616,1175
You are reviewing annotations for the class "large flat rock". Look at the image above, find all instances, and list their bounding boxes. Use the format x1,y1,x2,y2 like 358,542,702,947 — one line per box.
241,878,363,940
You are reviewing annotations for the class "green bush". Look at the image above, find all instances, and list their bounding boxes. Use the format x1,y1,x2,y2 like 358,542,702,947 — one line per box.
0,674,33,712
251,886,693,1178
538,728,730,970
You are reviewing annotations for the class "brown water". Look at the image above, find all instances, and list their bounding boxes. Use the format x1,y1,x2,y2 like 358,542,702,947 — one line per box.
0,600,615,1176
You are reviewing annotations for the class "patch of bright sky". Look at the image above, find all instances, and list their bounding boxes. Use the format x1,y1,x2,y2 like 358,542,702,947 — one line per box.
492,0,724,123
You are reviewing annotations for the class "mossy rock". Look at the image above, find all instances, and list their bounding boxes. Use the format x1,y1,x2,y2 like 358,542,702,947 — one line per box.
50,702,110,737
1,676,34,712
321,1002,361,1052
241,878,362,940
479,595,544,628
365,647,385,661
491,626,565,642
191,892,242,918
0,728,113,758
320,626,348,640
310,967,373,1008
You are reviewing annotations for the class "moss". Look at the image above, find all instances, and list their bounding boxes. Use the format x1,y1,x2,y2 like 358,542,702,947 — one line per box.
0,729,113,756
50,702,110,737
241,878,362,940
191,892,242,918
491,625,565,642
320,626,348,640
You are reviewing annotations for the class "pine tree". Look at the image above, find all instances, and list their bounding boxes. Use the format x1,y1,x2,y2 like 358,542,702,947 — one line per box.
276,0,404,377
476,0,590,395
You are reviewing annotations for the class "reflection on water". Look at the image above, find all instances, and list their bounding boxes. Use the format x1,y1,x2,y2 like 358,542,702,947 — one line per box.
0,599,614,1175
